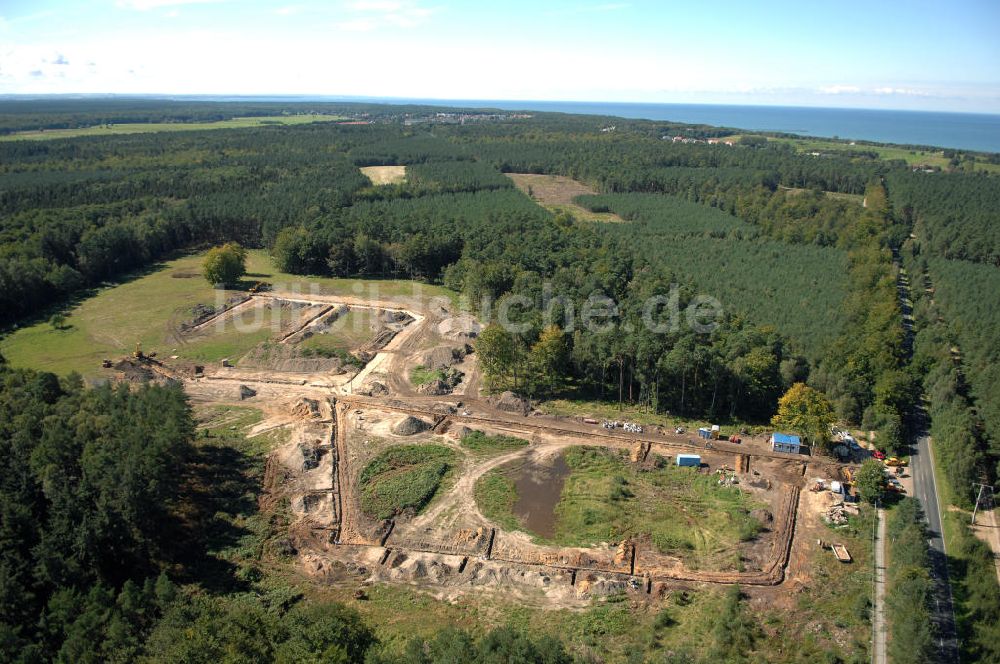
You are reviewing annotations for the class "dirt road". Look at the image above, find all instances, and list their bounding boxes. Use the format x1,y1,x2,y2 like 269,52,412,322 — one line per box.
873,507,886,664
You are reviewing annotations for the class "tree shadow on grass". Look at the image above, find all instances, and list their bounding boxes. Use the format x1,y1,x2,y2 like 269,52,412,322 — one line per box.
166,442,262,593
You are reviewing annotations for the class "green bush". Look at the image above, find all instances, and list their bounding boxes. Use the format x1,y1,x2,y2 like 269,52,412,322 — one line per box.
460,430,529,455
359,445,455,519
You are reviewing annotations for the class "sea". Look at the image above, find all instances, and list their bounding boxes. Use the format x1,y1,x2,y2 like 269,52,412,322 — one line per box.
299,97,1000,153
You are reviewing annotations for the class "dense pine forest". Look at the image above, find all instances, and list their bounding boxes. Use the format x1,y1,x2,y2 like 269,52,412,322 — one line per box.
2,99,1000,662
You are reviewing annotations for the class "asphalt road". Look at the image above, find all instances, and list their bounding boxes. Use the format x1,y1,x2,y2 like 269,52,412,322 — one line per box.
911,434,959,663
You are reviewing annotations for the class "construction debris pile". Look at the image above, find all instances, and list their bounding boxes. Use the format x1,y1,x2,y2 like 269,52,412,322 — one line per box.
824,502,860,526
602,420,644,433
715,467,739,487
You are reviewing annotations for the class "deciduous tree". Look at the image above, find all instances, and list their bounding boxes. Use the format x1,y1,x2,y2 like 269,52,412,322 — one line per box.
771,383,835,449
203,242,247,288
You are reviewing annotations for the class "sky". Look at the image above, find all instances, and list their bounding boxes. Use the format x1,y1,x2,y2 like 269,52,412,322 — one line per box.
1,0,999,113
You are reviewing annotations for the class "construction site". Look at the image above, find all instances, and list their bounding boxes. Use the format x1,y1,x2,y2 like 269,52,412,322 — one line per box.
103,286,862,607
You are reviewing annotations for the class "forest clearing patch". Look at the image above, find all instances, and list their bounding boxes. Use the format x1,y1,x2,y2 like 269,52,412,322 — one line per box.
506,173,624,222
361,165,407,185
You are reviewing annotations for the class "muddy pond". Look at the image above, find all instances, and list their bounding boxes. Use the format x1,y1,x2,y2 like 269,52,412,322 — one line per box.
509,453,570,538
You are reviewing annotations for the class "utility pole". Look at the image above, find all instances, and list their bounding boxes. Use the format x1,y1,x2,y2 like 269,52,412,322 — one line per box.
971,483,995,525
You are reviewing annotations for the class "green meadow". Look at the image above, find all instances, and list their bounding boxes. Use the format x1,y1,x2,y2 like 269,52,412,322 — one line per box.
0,250,455,378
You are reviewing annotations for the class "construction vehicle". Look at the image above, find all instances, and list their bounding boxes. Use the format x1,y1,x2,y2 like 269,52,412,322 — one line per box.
884,456,907,467
133,342,144,360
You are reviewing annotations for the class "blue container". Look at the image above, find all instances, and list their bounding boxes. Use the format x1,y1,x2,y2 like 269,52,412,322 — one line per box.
676,454,701,467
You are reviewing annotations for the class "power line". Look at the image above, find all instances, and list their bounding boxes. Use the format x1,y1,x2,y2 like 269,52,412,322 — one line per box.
972,483,996,525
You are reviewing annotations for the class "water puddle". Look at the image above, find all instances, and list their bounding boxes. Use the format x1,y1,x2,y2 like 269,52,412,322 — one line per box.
510,453,570,538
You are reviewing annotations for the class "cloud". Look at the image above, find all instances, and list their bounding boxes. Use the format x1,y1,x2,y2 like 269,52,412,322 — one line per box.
545,3,630,16
818,84,938,98
337,0,437,31
818,85,861,95
872,86,932,97
334,18,378,31
116,0,221,11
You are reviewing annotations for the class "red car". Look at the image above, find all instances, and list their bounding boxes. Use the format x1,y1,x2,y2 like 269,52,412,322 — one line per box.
872,450,886,460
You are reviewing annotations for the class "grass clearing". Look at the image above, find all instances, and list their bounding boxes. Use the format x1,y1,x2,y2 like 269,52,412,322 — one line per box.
410,364,447,386
360,165,407,185
779,185,865,205
723,134,1000,173
506,173,624,222
757,507,875,660
537,398,766,436
298,308,379,356
292,571,735,662
194,404,290,457
0,249,457,378
473,471,522,532
0,114,345,141
552,448,764,563
359,444,457,520
460,430,530,456
478,446,765,568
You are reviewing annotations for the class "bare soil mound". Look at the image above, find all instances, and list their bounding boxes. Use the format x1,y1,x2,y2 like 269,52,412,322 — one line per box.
113,358,155,382
420,345,473,370
488,391,531,416
240,343,346,373
291,398,322,419
438,316,481,340
392,415,433,436
380,310,414,326
178,295,249,332
358,381,389,397
416,368,463,395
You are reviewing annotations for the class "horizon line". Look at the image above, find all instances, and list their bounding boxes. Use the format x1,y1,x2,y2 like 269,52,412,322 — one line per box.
1,92,999,117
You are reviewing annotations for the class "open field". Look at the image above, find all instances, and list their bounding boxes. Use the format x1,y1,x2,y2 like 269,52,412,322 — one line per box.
360,165,407,185
779,185,865,204
506,173,624,222
0,114,345,141
723,134,1000,173
478,446,765,569
0,249,456,378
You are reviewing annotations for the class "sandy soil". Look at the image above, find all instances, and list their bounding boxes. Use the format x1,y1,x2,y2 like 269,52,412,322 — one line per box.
361,165,406,185
506,173,624,222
